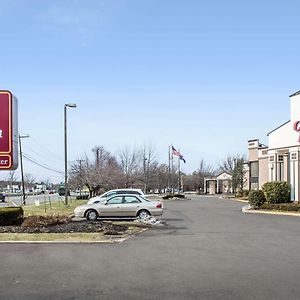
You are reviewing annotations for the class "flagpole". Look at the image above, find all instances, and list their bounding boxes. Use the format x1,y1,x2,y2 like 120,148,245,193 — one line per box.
171,150,174,193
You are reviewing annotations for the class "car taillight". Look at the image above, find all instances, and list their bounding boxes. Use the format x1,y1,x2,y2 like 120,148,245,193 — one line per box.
156,203,162,208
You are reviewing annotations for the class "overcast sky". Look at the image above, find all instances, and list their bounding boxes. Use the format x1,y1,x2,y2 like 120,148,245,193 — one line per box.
1,0,300,183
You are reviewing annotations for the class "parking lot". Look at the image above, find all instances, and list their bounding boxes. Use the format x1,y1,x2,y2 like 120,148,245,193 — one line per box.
1,195,300,299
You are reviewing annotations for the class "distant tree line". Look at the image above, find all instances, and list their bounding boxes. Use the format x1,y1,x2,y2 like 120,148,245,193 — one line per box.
68,143,247,196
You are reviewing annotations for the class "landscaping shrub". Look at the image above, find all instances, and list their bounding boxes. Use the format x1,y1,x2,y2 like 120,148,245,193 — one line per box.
242,189,249,197
0,207,24,226
248,190,266,208
260,203,300,212
173,194,185,198
76,195,89,200
235,190,243,198
162,194,173,200
21,215,70,228
262,181,290,204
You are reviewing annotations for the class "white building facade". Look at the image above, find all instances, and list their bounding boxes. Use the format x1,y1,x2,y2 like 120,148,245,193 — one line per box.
248,91,300,201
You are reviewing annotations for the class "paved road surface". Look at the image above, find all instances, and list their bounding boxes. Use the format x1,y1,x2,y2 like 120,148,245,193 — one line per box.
1,196,300,299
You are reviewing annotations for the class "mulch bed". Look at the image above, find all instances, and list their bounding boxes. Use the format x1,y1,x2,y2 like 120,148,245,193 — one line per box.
0,220,128,235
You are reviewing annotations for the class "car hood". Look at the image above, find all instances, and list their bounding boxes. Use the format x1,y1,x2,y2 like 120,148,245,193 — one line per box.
86,196,104,204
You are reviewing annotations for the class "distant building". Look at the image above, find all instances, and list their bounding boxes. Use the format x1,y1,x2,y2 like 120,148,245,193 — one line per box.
204,172,232,194
247,90,300,201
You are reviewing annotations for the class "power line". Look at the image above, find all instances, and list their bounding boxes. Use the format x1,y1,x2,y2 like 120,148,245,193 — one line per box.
28,136,64,162
22,153,64,175
22,142,64,165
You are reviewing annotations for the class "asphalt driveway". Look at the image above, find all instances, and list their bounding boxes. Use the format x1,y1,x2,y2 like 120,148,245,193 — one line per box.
1,195,300,299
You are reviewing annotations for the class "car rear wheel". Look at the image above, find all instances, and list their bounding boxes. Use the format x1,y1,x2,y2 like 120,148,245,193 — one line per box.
137,209,151,219
86,210,98,221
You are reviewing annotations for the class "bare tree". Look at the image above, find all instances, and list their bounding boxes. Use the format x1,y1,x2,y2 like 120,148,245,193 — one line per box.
183,159,215,192
69,146,123,197
118,146,141,188
24,173,36,191
7,171,18,192
219,154,247,193
140,144,158,193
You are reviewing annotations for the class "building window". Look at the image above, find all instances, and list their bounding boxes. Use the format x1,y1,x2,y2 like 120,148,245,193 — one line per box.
250,182,258,190
277,155,284,181
269,156,275,162
250,162,259,177
249,162,259,190
291,153,297,160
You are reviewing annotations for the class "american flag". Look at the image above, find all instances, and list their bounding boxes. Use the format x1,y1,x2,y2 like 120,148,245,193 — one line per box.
172,146,186,163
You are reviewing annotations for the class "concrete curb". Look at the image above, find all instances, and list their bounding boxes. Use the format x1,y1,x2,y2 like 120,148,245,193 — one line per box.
221,197,248,203
0,228,148,244
242,209,300,217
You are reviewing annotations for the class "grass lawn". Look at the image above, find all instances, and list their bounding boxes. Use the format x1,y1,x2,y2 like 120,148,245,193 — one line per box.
0,226,145,242
0,200,147,242
23,198,87,217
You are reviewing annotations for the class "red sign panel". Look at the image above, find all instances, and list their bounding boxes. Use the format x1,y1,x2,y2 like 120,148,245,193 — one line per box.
0,155,11,167
0,91,18,170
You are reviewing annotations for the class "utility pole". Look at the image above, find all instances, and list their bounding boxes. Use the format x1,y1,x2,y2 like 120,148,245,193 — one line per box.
19,134,29,205
168,145,171,193
64,103,77,205
178,149,181,192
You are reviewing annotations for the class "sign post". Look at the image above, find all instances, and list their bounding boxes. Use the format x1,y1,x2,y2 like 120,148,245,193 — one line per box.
0,90,18,170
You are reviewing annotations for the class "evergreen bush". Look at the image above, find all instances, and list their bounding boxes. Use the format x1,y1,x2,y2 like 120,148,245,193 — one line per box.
242,189,249,197
0,207,24,226
262,181,290,204
173,194,185,198
248,190,266,208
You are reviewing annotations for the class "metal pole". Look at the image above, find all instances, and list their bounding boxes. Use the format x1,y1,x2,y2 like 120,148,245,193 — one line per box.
171,153,174,193
168,146,170,192
178,150,181,192
64,105,68,205
19,135,26,205
144,157,147,193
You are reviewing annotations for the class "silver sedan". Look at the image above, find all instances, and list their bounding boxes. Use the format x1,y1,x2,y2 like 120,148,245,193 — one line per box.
74,194,163,221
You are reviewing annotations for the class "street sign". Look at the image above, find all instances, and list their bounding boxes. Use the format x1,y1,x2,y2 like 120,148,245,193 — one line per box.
0,90,18,170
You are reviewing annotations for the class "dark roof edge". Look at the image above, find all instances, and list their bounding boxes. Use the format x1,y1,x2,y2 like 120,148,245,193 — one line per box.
289,90,300,97
267,120,290,136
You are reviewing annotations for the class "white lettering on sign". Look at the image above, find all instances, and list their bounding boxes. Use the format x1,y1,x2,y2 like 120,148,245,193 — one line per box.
0,129,2,138
0,160,8,165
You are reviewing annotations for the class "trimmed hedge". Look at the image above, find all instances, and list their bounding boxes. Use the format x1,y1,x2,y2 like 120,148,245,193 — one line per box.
0,207,24,226
173,194,185,198
162,194,185,200
235,189,249,198
76,195,89,200
242,190,249,197
248,190,266,208
260,203,300,212
262,181,290,204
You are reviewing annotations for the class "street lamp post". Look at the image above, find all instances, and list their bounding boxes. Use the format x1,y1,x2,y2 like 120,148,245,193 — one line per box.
64,103,77,205
19,134,29,205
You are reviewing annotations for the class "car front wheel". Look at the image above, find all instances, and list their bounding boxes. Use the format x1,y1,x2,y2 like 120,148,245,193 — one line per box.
86,210,98,221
